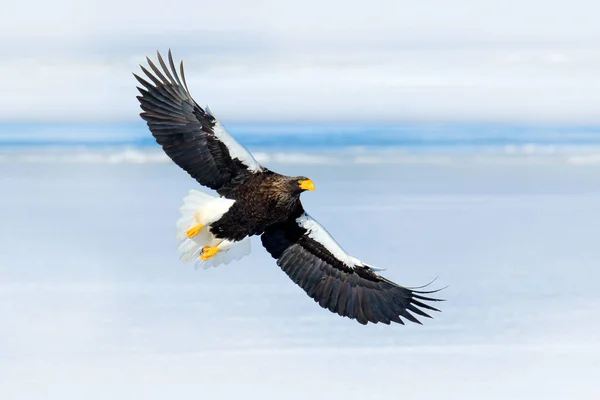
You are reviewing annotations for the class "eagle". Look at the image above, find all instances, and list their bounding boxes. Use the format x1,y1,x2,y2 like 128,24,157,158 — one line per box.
134,50,443,325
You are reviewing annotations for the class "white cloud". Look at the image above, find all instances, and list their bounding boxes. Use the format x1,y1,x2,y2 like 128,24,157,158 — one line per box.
1,0,600,122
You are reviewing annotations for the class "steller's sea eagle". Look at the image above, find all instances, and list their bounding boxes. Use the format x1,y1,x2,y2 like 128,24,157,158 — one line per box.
134,50,443,325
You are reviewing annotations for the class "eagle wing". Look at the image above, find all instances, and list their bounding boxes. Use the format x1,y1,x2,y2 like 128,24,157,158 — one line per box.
261,212,442,325
134,50,264,197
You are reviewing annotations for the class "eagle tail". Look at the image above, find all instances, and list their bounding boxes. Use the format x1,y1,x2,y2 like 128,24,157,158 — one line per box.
176,189,251,269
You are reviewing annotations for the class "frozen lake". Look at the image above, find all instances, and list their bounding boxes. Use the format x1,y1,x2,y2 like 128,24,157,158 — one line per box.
1,155,599,399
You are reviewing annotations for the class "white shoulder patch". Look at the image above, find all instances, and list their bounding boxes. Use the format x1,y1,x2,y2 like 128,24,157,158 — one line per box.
296,213,362,268
205,105,262,173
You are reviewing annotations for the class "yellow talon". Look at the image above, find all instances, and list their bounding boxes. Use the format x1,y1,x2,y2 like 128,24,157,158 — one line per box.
186,224,204,238
200,246,219,261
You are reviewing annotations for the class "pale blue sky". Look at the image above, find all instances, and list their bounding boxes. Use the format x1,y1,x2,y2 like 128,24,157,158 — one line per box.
1,0,600,123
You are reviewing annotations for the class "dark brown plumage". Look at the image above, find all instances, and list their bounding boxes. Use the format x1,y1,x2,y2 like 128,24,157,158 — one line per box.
134,52,258,197
210,173,308,241
135,50,443,325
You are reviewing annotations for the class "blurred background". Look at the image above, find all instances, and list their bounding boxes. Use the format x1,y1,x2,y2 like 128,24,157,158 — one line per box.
1,1,599,399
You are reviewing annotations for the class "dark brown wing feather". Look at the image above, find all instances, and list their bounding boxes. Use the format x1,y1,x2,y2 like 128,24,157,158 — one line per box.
261,215,443,325
134,50,263,197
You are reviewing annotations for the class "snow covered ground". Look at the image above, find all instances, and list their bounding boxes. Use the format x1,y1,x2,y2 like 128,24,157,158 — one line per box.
1,155,599,399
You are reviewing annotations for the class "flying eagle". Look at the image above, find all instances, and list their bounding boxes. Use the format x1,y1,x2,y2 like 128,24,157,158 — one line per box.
134,50,442,325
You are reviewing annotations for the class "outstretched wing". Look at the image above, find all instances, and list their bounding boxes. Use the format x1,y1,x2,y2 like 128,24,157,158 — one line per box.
134,50,264,197
261,212,443,325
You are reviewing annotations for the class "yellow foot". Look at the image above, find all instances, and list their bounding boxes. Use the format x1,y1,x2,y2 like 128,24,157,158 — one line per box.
186,224,204,238
200,246,219,261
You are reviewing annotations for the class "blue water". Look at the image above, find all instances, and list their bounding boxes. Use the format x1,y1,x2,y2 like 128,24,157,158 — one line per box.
2,122,600,149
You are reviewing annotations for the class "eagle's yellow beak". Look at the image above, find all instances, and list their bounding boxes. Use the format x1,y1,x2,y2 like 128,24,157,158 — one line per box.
298,179,315,192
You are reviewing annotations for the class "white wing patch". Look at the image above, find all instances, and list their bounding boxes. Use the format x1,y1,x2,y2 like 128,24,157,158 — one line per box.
205,105,262,173
295,213,365,268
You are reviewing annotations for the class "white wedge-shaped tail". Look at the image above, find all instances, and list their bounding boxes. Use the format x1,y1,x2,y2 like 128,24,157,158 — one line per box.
176,189,251,269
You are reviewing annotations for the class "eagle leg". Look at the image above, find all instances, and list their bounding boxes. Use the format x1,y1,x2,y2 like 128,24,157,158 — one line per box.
200,245,220,260
186,224,204,238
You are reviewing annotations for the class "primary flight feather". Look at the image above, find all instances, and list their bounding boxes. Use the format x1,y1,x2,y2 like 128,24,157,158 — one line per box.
134,50,443,325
